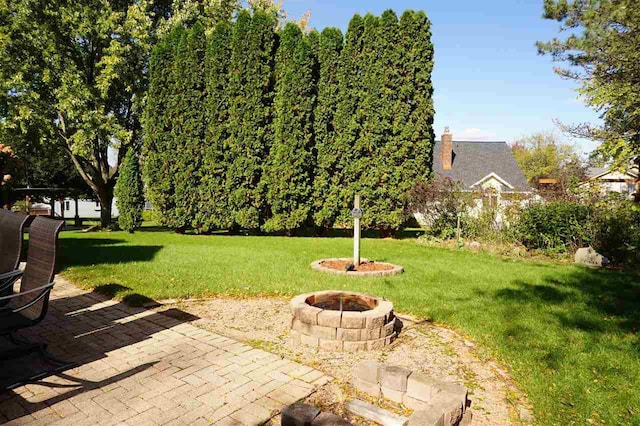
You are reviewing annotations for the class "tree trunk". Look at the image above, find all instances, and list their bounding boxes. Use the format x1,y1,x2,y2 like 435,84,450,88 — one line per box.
97,185,114,228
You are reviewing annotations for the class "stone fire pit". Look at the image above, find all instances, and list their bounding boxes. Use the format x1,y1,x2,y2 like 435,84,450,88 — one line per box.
290,290,398,352
311,258,404,277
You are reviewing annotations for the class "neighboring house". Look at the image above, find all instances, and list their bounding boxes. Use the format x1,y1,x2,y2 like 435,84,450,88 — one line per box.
433,127,533,195
33,197,120,219
582,164,638,200
416,127,534,227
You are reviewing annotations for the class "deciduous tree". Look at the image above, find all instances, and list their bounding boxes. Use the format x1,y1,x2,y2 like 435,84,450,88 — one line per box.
0,0,172,227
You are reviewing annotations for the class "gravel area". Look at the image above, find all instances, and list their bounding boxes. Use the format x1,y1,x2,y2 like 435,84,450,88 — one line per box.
158,297,532,425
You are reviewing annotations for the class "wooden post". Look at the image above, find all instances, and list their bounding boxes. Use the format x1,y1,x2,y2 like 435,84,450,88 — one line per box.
353,194,361,266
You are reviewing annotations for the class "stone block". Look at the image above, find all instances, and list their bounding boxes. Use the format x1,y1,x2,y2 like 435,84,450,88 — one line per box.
407,409,444,426
317,310,341,328
289,295,307,314
362,311,386,329
300,334,319,347
406,372,443,402
403,395,431,411
353,360,382,384
385,332,397,345
366,337,386,351
311,412,350,426
296,305,322,325
341,311,365,329
380,366,411,391
433,394,464,426
290,330,301,344
309,324,337,340
337,328,361,341
343,341,367,352
459,409,473,425
381,386,405,404
353,377,380,398
318,338,343,352
362,327,382,340
383,320,395,337
281,402,320,426
292,319,311,334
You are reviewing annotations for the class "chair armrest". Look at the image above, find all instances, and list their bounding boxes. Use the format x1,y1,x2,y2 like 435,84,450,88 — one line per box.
0,269,23,281
0,269,23,292
0,282,54,316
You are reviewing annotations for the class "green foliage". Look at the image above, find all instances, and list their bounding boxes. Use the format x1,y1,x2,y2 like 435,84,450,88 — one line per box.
538,0,640,171
0,0,171,226
515,201,592,253
589,201,640,264
198,20,234,232
225,9,277,230
511,132,585,191
262,23,316,232
144,8,435,233
312,27,343,228
143,28,182,228
115,150,144,233
172,23,207,231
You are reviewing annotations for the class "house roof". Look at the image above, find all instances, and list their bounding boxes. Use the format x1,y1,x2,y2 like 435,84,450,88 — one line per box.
432,141,532,192
586,166,638,180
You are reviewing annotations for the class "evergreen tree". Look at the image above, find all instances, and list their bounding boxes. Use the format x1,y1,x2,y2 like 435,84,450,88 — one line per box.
115,150,145,233
198,20,234,232
143,28,182,227
324,14,365,229
262,23,316,232
225,9,277,230
170,23,206,232
312,27,343,229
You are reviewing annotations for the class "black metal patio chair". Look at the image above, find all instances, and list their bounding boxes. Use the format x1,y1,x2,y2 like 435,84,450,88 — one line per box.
0,210,30,299
0,216,73,389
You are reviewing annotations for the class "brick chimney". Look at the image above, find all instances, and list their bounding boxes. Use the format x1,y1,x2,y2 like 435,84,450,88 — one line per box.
441,127,453,170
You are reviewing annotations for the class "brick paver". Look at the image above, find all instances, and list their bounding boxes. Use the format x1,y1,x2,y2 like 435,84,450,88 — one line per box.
0,279,329,425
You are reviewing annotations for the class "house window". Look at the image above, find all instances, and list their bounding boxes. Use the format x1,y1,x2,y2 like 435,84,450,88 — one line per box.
65,201,70,211
95,201,100,207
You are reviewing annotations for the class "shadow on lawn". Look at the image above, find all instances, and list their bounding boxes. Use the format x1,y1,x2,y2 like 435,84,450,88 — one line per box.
57,238,163,268
495,266,640,336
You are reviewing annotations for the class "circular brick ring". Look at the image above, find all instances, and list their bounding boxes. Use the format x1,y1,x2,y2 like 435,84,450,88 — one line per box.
290,290,398,352
310,258,404,277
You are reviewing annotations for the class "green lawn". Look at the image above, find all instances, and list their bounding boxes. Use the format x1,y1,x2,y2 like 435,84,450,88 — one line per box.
57,225,640,425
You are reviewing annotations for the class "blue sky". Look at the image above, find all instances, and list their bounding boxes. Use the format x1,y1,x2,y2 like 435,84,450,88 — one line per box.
282,0,601,154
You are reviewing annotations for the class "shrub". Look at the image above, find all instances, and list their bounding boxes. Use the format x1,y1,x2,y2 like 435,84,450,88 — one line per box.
115,150,145,233
409,178,474,239
589,201,640,264
515,201,592,253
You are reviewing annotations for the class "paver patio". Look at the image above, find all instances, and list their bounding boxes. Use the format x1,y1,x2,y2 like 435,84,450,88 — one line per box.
0,279,330,425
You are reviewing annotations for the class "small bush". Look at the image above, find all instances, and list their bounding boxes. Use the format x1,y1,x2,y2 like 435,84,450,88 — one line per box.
515,201,592,253
409,178,474,239
589,201,640,265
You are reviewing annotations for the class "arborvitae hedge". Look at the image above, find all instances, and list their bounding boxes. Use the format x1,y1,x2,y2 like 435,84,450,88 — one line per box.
225,9,277,230
172,23,207,232
198,20,233,232
262,23,316,232
143,28,181,227
144,8,435,233
312,27,343,229
115,150,144,233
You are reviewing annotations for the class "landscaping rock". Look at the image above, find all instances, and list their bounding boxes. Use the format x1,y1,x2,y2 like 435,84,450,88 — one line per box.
282,403,320,426
574,246,609,268
459,409,473,425
354,376,381,398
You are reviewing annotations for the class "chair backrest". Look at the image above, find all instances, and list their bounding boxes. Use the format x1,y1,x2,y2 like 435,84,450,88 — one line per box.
0,210,29,273
18,217,64,320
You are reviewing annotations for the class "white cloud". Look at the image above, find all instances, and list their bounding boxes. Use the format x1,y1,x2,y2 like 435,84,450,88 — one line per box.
454,128,498,141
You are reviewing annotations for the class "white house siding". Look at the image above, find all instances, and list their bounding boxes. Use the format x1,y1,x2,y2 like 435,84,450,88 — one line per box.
47,197,119,219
